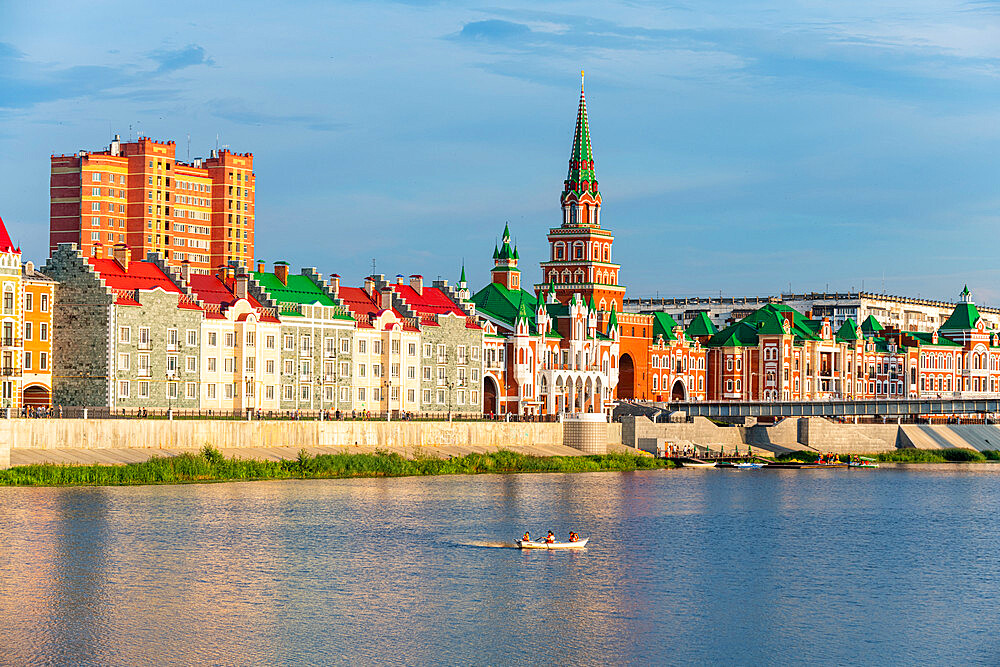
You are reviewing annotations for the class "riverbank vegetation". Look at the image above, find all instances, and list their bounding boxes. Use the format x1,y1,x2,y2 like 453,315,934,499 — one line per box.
776,448,1000,463
0,447,673,486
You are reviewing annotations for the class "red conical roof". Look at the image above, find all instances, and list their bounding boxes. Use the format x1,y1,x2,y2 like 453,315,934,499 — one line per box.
0,215,16,253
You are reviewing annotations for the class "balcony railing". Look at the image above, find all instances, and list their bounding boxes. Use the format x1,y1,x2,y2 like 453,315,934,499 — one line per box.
1,337,22,347
1,366,22,377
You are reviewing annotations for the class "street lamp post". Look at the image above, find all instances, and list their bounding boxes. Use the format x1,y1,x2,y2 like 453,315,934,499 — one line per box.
383,379,391,422
165,371,174,419
446,380,455,422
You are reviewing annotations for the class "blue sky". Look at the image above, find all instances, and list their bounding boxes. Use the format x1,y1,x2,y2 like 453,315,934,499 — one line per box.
1,1,998,304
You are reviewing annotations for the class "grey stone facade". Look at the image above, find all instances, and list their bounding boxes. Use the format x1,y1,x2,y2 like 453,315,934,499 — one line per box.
382,276,485,414
43,244,202,409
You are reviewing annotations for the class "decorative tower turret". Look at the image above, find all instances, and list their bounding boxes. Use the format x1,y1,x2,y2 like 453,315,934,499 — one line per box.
537,73,626,314
491,222,521,291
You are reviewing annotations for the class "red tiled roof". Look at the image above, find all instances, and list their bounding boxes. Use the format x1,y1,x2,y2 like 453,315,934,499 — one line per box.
88,257,202,309
188,274,278,322
338,285,419,331
392,284,481,330
0,215,17,253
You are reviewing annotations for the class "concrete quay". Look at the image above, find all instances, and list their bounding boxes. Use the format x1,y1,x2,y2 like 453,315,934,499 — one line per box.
623,415,1000,455
0,419,626,468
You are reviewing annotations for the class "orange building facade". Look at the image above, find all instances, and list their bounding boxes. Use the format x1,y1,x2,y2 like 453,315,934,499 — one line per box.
50,136,254,272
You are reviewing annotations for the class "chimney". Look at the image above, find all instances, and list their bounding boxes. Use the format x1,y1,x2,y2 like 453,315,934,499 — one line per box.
257,259,265,273
329,274,340,298
381,290,392,311
112,243,129,271
396,274,405,285
274,261,289,285
235,271,249,299
24,261,33,274
180,260,191,284
409,274,423,295
110,134,121,156
93,242,104,260
364,276,374,296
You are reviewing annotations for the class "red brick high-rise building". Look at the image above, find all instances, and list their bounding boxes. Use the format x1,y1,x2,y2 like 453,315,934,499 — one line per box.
50,136,254,272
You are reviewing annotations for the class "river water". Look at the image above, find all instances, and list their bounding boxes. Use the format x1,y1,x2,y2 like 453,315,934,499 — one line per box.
1,466,999,666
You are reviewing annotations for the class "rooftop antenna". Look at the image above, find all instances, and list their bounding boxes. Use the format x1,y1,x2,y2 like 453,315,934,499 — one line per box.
187,134,191,161
371,257,377,277
128,123,132,141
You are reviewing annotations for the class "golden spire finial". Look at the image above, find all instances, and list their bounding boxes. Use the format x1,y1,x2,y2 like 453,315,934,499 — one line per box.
581,70,585,90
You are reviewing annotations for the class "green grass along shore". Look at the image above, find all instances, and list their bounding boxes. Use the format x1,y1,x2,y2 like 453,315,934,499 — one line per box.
0,448,673,487
777,449,1000,464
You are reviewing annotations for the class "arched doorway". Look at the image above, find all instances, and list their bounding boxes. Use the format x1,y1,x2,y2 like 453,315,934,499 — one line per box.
618,354,636,399
483,376,498,415
22,384,51,408
670,379,686,401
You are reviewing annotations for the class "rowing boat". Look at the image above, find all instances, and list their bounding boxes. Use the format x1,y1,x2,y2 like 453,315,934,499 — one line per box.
516,538,589,550
732,462,764,469
680,459,717,468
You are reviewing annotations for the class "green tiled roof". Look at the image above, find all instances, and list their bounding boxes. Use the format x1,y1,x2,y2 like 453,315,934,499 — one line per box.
941,302,981,331
860,315,884,335
685,312,717,338
253,271,339,309
906,331,962,348
471,282,540,333
836,318,860,342
706,303,820,348
651,311,688,342
708,321,760,348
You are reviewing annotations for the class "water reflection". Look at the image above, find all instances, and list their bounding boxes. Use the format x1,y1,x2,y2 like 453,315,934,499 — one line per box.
2,468,1000,664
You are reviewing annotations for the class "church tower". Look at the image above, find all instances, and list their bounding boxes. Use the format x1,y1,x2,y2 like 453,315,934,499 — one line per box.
537,73,626,313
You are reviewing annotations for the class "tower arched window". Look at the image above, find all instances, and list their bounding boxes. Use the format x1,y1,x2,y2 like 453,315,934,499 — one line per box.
570,206,578,225
604,246,609,261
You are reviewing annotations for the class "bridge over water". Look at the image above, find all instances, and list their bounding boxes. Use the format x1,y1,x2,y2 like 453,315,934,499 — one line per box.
620,398,1000,419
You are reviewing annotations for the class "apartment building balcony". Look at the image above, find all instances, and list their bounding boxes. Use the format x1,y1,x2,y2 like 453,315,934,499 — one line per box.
299,347,313,356
1,337,22,348
1,366,21,377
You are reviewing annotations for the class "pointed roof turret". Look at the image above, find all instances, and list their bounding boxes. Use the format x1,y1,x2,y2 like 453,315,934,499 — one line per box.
492,244,499,260
562,72,599,202
685,312,717,338
588,295,597,312
0,215,17,253
942,286,981,331
836,318,860,342
516,291,532,322
459,263,467,284
606,304,618,334
860,315,884,336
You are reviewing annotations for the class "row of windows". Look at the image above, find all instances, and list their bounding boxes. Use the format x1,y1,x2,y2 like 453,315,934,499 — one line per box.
22,351,48,371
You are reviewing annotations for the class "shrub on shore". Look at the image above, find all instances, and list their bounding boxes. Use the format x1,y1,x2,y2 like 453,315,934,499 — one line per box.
0,449,672,487
876,448,988,463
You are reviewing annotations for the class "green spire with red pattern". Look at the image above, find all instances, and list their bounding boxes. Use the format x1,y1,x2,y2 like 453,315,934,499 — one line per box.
562,71,598,201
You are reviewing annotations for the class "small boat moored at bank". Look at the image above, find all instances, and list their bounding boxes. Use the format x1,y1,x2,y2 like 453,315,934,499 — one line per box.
679,458,717,468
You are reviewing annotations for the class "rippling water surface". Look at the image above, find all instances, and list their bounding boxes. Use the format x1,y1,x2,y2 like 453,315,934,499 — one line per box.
2,465,1000,665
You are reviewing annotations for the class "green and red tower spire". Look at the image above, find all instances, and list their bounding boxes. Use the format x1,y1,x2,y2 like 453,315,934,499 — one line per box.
560,70,601,227
538,72,625,313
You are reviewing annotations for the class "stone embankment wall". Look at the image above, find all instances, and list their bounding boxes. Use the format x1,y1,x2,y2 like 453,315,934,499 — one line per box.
620,415,1000,455
0,419,625,469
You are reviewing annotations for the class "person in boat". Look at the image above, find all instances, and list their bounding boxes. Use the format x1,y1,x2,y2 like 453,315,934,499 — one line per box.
568,532,578,542
546,531,555,544
522,531,531,542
